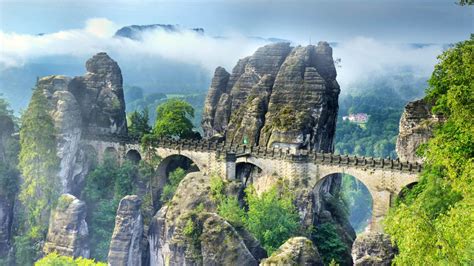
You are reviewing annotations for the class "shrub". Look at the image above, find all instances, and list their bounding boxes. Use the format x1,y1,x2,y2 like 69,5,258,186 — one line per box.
160,167,187,203
35,252,106,266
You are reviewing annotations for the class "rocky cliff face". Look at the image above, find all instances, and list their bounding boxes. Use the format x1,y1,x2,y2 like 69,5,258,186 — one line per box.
149,172,265,265
261,237,323,266
108,195,143,266
36,52,127,194
351,232,396,266
396,98,442,163
202,42,340,151
43,194,89,258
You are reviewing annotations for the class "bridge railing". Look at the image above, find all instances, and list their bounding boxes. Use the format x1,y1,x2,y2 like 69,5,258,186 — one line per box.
82,133,422,173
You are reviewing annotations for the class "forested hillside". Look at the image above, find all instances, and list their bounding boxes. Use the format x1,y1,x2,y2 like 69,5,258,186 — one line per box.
385,37,473,264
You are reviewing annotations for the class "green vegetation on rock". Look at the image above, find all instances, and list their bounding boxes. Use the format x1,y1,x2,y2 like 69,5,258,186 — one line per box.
35,252,106,266
211,177,302,255
161,167,187,203
82,155,136,261
312,222,348,265
385,37,474,264
16,88,60,264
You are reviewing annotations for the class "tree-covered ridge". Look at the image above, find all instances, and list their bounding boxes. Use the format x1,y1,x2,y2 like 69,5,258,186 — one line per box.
385,37,473,264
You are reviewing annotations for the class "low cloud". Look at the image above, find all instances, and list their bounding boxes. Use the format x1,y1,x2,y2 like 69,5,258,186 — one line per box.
0,18,445,95
333,37,444,93
0,18,267,72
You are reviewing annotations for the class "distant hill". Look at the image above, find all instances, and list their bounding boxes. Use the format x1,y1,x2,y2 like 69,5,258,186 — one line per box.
114,24,205,40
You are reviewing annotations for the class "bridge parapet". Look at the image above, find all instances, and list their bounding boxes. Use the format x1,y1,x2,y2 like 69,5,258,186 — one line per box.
82,134,422,173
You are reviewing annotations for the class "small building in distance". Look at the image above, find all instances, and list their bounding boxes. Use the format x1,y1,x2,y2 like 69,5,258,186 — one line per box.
343,113,369,123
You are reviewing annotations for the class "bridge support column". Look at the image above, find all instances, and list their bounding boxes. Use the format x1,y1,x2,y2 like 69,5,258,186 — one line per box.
225,153,236,180
370,190,392,232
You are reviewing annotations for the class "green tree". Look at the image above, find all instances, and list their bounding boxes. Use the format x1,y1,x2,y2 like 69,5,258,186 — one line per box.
244,186,301,254
160,167,187,203
152,98,197,139
17,88,60,263
385,37,474,264
83,156,136,261
312,223,348,265
127,108,151,139
35,252,106,266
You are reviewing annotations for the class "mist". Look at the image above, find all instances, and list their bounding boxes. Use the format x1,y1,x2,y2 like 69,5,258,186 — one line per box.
0,17,448,111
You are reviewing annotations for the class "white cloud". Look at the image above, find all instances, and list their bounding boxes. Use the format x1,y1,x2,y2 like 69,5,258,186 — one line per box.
0,17,267,72
0,19,444,95
333,37,443,92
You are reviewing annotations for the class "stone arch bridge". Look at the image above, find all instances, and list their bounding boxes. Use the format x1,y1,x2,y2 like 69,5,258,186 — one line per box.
82,134,421,232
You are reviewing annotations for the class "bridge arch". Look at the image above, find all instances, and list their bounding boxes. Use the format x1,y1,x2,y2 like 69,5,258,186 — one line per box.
236,162,263,185
314,173,373,233
104,146,119,162
153,154,201,207
397,181,419,201
125,149,142,164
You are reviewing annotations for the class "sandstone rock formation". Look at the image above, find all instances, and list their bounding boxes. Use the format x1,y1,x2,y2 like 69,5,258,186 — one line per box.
260,237,323,266
108,195,143,266
202,42,340,151
36,52,127,194
43,194,90,258
396,98,442,163
202,42,355,264
351,232,396,266
149,172,265,265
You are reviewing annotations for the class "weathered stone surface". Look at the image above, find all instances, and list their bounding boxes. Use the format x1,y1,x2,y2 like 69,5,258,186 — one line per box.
70,52,127,136
202,67,230,139
260,237,323,266
201,213,259,266
396,98,442,163
34,53,127,194
352,232,396,266
43,194,89,258
149,172,264,265
108,195,143,266
202,42,339,151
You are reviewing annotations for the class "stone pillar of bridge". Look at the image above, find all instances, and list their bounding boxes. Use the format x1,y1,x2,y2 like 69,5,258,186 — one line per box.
225,153,236,180
369,190,392,232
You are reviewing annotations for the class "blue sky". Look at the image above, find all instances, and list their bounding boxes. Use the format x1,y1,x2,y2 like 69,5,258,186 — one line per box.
1,0,472,43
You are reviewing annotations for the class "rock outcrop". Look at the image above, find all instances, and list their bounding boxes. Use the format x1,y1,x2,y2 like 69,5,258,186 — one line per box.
261,237,323,266
149,172,265,265
36,52,127,194
108,195,143,266
202,42,340,151
202,43,355,264
43,194,89,258
351,232,396,266
396,98,442,163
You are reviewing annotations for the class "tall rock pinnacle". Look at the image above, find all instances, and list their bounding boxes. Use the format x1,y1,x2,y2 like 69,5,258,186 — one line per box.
202,42,340,152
